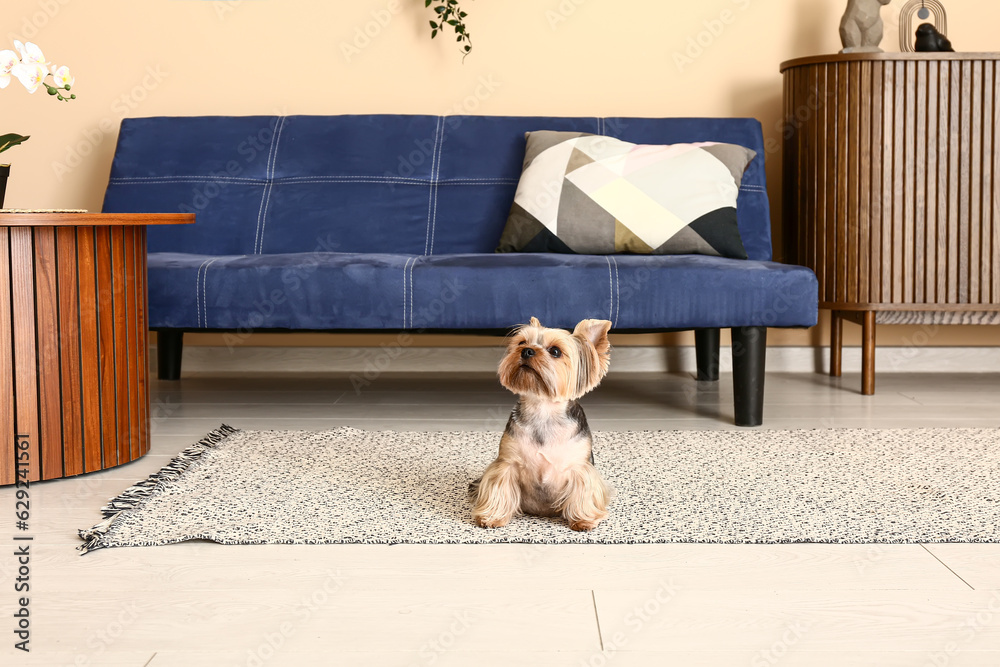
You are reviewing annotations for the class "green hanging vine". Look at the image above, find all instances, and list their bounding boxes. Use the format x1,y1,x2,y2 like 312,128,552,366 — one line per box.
426,0,473,60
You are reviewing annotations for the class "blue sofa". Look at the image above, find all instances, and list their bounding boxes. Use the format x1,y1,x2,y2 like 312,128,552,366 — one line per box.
102,114,818,426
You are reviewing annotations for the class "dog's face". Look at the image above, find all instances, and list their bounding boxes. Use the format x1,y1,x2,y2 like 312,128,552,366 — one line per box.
498,317,612,401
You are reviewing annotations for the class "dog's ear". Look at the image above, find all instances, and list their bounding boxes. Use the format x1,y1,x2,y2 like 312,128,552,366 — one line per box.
573,319,611,353
528,316,542,328
572,319,612,395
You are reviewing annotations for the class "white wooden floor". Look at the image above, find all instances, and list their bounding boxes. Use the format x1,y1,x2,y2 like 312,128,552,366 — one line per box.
3,369,1000,666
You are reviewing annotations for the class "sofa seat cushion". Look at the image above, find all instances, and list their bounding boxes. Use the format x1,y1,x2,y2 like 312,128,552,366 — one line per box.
148,252,818,331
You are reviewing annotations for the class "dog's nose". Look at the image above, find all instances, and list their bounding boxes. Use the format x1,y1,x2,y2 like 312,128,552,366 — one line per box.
520,348,535,360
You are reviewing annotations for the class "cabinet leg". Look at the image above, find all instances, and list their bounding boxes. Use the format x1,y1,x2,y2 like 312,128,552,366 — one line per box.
861,311,876,395
830,311,843,377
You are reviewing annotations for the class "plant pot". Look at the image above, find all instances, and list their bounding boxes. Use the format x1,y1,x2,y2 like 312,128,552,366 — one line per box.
0,164,8,208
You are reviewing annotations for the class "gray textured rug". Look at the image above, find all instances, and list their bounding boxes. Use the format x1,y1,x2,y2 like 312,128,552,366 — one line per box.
78,425,1000,553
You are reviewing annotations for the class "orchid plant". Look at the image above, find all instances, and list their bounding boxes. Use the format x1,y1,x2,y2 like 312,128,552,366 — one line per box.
1,40,75,157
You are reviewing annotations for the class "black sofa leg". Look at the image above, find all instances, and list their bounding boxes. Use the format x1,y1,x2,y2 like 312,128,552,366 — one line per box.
156,330,184,381
732,326,767,427
694,328,721,381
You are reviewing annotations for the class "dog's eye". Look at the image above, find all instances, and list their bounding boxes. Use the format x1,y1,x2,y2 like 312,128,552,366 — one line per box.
548,347,562,358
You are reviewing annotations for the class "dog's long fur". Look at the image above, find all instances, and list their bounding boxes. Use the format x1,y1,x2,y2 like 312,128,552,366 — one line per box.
471,318,613,531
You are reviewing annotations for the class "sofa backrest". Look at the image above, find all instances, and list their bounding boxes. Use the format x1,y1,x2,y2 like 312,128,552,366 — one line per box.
102,115,773,261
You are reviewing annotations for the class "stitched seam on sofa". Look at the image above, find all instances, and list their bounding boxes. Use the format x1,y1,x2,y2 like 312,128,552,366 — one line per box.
401,257,408,328
253,118,282,254
429,139,444,256
610,255,620,328
108,176,457,186
422,118,440,255
401,257,409,328
253,190,268,254
256,117,287,255
433,118,448,252
410,256,418,330
196,258,209,327
604,256,614,325
196,257,222,328
275,176,428,185
401,256,415,329
425,117,444,256
205,177,514,187
201,258,221,328
408,256,418,329
108,177,267,185
437,178,519,185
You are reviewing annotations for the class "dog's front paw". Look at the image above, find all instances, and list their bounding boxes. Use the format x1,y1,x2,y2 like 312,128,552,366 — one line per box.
569,519,600,532
475,514,511,529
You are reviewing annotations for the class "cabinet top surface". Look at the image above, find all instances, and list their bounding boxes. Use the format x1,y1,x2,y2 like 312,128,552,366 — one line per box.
0,212,195,227
780,52,1000,72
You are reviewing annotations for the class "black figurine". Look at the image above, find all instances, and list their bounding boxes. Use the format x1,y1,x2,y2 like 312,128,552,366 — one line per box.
915,23,954,52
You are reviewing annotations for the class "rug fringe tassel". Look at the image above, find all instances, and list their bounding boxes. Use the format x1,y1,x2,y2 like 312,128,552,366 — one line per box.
77,424,239,555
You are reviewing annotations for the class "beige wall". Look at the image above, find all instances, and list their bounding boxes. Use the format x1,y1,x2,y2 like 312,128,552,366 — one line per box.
4,0,998,348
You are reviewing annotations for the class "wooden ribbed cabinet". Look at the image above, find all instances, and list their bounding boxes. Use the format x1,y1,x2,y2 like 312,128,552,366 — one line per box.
781,53,1000,394
1,213,193,485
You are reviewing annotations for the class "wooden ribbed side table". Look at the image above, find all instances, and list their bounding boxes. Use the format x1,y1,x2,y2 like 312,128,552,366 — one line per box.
0,212,193,484
780,53,1000,394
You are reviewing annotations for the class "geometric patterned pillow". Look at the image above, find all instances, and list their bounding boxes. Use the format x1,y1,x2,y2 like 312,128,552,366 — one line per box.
496,131,756,259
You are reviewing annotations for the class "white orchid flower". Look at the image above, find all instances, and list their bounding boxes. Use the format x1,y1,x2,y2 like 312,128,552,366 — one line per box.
0,49,18,89
51,65,74,89
11,61,48,94
13,40,48,66
3,41,75,101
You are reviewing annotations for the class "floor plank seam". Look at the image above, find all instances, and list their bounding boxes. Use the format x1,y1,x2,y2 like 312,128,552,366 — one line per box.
919,544,976,590
591,590,605,651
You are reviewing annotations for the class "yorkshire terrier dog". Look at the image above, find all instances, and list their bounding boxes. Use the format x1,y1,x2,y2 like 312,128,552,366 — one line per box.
471,317,613,531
